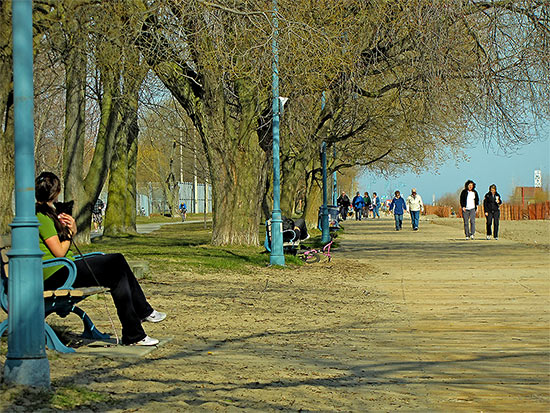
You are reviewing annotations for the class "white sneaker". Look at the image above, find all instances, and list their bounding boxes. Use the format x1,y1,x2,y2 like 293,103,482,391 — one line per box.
470,235,475,240
144,310,166,323
132,335,159,346
494,237,498,240
486,235,491,240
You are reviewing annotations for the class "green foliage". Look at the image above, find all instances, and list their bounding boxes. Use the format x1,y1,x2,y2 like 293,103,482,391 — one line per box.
50,386,110,410
0,384,110,411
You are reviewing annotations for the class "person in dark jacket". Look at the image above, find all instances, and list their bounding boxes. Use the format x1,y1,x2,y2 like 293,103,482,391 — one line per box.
352,192,365,221
363,192,372,218
337,191,351,221
389,190,407,230
459,179,480,239
483,184,503,240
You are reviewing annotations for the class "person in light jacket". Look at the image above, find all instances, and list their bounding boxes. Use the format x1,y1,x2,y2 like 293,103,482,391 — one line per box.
406,188,424,231
459,180,480,239
483,184,503,240
389,190,407,231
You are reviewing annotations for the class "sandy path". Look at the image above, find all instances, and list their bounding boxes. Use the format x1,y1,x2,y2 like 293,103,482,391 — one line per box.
338,216,550,412
1,217,549,411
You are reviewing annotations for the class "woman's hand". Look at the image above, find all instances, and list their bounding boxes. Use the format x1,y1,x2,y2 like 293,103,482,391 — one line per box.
58,213,77,236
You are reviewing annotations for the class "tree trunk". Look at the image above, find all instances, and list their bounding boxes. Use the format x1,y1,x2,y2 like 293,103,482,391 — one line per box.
104,128,130,236
0,93,14,236
302,158,323,228
0,3,13,235
125,114,138,232
202,81,269,245
280,157,307,217
62,43,86,220
104,96,141,235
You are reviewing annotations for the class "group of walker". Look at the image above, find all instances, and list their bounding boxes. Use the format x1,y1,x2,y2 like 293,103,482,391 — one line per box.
460,180,502,240
388,189,424,231
336,191,382,221
337,180,502,239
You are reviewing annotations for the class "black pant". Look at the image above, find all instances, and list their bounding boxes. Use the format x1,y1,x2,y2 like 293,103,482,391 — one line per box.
486,210,500,237
340,206,349,220
44,253,153,344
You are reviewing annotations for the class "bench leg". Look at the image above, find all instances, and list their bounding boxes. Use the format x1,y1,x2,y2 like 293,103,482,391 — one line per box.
72,306,110,340
2,318,76,354
44,323,75,353
0,319,7,338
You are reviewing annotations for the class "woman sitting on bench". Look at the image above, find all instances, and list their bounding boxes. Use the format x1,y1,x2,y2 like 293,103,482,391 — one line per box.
36,172,166,346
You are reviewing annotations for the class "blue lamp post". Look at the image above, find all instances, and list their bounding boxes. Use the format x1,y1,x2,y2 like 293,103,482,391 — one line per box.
320,142,330,243
332,145,338,205
3,0,50,387
270,0,284,266
319,92,330,243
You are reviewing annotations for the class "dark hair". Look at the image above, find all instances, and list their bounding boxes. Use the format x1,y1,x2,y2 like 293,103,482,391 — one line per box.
395,190,400,196
464,180,476,189
35,172,71,241
489,184,497,190
36,172,61,203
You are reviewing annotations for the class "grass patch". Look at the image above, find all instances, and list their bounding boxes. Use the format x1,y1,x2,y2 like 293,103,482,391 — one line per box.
0,384,110,411
84,222,303,274
50,385,110,410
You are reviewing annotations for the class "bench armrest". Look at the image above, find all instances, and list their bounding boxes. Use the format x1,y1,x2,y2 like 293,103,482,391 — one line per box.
74,252,105,260
42,258,77,290
283,229,298,243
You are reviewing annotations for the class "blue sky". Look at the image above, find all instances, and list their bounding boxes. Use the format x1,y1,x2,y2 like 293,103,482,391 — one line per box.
358,134,550,203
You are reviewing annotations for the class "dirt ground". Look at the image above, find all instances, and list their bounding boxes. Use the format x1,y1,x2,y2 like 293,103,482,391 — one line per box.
1,216,549,412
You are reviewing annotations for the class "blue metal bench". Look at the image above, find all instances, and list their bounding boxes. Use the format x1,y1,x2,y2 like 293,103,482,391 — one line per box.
0,239,110,353
264,219,303,255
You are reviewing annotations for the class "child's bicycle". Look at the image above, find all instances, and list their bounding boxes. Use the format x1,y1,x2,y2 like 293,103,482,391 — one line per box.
298,239,334,264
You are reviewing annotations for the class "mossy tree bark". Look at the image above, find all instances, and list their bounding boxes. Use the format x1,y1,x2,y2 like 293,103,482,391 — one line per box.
104,106,140,236
103,48,145,236
62,37,87,225
205,80,270,245
139,19,271,245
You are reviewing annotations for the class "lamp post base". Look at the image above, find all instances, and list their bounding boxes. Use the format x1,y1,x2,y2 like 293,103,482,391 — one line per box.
269,253,285,266
4,357,50,388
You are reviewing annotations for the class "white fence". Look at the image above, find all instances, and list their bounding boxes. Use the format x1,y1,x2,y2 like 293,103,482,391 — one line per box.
137,182,212,216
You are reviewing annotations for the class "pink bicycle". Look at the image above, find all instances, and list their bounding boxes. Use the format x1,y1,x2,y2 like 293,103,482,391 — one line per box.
298,239,334,264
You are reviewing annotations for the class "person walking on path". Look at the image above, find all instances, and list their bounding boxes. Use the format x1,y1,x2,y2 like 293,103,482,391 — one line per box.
389,190,407,231
459,180,480,239
406,188,424,231
483,184,503,240
363,192,372,219
371,192,381,218
337,191,351,221
352,192,365,221
179,202,187,222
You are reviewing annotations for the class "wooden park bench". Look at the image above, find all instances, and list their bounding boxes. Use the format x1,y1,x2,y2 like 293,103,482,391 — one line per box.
0,237,110,353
